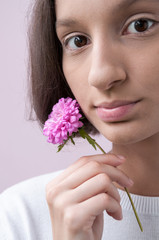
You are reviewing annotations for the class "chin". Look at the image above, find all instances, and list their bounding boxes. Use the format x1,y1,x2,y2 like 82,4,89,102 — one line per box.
104,134,140,145
96,121,151,146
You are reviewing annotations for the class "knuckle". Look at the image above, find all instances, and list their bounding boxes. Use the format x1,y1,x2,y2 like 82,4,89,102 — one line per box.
45,184,60,205
99,193,110,204
98,173,110,186
88,161,101,172
64,206,79,231
101,193,120,212
78,156,89,165
53,195,65,211
47,192,66,213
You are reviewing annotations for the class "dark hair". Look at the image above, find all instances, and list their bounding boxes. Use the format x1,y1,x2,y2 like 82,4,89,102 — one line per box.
28,0,98,134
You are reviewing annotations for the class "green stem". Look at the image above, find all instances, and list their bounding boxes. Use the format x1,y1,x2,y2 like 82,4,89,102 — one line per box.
94,141,106,154
93,140,143,232
125,187,143,232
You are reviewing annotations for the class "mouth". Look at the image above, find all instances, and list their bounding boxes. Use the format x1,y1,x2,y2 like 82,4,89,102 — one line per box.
95,100,141,122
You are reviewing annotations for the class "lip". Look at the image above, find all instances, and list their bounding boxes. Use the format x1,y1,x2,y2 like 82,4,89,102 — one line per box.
96,100,140,122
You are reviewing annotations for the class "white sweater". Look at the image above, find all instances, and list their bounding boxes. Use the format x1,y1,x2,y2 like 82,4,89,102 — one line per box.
0,170,159,240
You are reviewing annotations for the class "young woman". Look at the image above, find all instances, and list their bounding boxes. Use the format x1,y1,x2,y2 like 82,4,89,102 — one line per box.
0,0,159,239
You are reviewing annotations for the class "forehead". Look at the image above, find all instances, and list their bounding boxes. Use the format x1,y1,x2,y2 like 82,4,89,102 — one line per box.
55,0,148,15
55,0,158,11
55,0,157,22
55,0,133,15
55,0,158,31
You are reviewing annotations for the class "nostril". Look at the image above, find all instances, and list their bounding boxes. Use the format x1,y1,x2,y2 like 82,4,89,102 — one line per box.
88,64,127,90
107,79,123,89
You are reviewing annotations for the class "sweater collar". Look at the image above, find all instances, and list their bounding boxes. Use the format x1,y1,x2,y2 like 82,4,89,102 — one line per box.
118,188,159,215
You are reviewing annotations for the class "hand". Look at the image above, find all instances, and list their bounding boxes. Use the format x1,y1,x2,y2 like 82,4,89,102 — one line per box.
46,153,133,240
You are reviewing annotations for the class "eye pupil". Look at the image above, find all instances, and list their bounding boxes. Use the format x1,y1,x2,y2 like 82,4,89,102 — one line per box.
135,19,148,32
74,36,87,47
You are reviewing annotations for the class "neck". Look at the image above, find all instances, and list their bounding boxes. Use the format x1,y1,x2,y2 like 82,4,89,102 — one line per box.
111,134,159,196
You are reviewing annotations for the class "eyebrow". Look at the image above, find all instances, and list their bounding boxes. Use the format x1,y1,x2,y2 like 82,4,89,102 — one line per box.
56,0,158,28
117,0,138,8
56,19,79,29
116,0,158,9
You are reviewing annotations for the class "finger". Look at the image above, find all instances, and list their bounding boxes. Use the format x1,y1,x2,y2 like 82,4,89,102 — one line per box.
60,160,132,190
77,193,122,222
47,153,125,186
76,153,126,167
62,193,122,233
71,173,121,203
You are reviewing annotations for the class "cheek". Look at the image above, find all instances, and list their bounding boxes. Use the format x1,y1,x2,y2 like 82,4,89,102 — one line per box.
63,62,92,119
63,55,90,101
129,42,159,94
137,61,159,94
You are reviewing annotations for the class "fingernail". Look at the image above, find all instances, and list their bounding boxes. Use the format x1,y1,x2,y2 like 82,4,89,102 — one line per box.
128,178,134,186
117,155,126,161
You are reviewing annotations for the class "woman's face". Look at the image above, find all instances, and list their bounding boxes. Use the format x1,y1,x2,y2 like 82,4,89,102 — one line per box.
56,0,159,145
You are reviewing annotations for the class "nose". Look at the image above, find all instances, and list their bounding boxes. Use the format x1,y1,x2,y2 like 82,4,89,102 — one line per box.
88,41,127,90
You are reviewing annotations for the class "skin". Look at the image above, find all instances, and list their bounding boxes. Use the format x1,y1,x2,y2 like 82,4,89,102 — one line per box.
46,0,159,239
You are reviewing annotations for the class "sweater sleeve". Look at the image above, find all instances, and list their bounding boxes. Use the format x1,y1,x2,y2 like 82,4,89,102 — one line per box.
0,171,63,240
0,188,27,240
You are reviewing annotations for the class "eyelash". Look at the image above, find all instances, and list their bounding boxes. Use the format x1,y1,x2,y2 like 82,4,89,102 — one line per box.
63,18,157,51
124,18,156,36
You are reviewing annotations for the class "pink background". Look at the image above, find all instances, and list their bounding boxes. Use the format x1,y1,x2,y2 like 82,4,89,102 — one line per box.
0,0,112,193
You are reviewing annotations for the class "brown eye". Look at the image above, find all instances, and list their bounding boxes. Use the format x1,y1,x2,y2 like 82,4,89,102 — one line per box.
74,36,88,47
126,18,154,35
66,35,89,50
134,19,149,32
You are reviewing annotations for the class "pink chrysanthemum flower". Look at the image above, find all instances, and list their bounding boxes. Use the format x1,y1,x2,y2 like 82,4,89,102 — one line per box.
43,97,83,144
